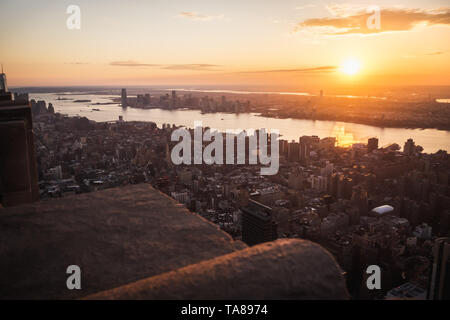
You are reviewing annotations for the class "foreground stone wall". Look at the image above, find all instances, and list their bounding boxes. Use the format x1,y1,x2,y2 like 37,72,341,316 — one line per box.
0,184,348,299
0,184,245,299
86,239,348,300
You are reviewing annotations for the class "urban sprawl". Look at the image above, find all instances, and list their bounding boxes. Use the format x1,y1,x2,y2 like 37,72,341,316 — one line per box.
29,92,450,299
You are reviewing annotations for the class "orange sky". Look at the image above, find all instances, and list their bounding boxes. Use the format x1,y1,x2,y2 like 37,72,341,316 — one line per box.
1,0,449,87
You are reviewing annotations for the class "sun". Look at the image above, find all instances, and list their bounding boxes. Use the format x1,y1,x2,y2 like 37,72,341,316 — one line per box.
340,58,361,75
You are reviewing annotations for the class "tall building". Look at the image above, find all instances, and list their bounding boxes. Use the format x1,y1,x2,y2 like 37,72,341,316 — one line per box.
241,200,277,246
121,88,127,108
171,90,177,109
0,65,8,92
404,138,415,156
367,137,378,153
299,136,311,162
427,237,450,300
144,93,151,105
0,71,39,206
136,94,144,107
287,141,300,162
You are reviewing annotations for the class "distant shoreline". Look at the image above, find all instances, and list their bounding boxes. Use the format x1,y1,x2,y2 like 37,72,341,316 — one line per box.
253,112,450,132
28,89,450,132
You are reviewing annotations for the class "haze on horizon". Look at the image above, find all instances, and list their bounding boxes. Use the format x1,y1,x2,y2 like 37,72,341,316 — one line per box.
1,0,449,89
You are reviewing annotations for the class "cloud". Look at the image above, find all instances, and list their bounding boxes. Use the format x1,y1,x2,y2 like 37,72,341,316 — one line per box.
177,11,225,21
65,62,89,65
241,66,337,74
424,51,445,55
162,64,222,71
109,61,221,71
110,61,160,67
403,51,446,58
109,61,333,73
293,7,450,35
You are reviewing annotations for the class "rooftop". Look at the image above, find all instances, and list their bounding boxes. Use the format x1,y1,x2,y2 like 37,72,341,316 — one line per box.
370,205,395,216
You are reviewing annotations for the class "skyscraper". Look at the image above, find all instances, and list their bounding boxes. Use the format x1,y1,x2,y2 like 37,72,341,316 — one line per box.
288,141,300,162
0,64,7,92
171,90,177,109
367,137,378,153
427,237,450,300
144,93,151,106
299,136,311,162
241,200,277,246
121,88,127,108
404,138,415,156
0,71,39,206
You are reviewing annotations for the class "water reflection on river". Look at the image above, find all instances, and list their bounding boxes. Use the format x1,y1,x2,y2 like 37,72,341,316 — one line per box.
30,93,450,153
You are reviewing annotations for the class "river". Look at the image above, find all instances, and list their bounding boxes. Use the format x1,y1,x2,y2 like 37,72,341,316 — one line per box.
30,92,450,153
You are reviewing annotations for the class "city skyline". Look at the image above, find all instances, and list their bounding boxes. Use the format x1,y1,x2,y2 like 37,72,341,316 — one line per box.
1,0,450,87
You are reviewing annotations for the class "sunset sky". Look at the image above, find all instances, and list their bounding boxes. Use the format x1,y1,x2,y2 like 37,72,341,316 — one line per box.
1,0,449,88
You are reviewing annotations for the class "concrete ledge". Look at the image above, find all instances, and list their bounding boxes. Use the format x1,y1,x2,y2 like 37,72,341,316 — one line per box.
0,184,246,299
85,239,349,300
1,184,348,299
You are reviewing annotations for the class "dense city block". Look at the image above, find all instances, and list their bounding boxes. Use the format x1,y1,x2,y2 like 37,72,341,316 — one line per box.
31,99,450,299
